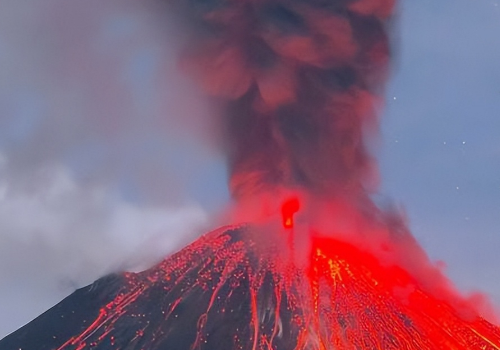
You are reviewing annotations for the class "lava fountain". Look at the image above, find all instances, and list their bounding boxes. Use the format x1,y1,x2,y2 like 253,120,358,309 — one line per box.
1,0,500,349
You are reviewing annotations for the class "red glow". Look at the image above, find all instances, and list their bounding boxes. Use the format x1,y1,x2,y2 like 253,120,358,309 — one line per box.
52,224,500,350
281,197,300,229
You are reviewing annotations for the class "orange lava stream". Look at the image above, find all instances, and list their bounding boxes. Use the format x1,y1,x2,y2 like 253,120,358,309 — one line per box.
53,223,500,350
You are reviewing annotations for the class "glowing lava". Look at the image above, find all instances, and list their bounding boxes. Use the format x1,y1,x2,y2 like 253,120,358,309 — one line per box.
2,224,499,350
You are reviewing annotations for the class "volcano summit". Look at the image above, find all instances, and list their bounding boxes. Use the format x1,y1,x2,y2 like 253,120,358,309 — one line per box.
2,222,500,350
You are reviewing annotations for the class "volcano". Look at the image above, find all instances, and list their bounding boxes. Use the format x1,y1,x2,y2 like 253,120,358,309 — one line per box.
2,222,500,350
2,0,500,349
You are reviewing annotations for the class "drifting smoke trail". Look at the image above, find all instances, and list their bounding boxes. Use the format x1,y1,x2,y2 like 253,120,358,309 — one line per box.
0,0,225,337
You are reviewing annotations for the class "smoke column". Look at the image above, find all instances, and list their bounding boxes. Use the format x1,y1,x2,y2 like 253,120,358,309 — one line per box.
175,0,392,201
165,0,499,317
169,0,414,270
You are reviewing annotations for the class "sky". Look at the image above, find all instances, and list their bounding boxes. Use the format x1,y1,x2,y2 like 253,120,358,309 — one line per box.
0,0,499,339
381,0,500,307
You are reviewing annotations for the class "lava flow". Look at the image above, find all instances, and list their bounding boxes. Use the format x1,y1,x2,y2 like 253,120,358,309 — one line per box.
2,221,500,350
1,0,500,349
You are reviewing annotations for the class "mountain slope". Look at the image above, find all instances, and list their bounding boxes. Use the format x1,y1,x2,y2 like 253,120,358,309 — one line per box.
2,224,500,350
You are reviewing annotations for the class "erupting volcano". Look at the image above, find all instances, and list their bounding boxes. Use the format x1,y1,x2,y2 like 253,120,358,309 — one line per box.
2,0,500,349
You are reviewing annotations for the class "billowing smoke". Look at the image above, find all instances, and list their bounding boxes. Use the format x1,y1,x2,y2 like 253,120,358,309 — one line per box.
166,0,404,271
0,0,227,337
172,0,394,200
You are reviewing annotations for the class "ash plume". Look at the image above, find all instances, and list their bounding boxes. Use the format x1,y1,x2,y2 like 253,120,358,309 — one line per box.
172,0,394,200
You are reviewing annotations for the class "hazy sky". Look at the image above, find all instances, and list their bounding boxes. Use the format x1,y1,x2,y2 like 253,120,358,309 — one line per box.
0,0,499,339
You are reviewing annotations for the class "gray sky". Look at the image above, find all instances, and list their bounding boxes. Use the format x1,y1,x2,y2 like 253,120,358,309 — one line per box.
381,0,500,306
0,0,499,339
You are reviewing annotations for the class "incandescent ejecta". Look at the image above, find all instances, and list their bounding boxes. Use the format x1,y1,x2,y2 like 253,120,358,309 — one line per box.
1,0,500,349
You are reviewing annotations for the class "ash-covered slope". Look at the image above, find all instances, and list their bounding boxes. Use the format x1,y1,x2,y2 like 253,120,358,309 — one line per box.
2,224,500,350
0,274,126,350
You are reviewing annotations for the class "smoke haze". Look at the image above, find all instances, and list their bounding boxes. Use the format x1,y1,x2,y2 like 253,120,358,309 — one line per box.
0,0,228,337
